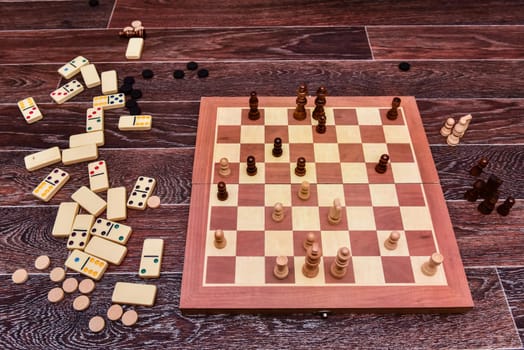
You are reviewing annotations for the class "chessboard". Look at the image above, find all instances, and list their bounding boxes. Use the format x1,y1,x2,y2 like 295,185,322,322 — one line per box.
180,95,473,313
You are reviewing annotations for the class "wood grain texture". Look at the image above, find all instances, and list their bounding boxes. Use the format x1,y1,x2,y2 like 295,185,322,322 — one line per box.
368,26,524,59
499,267,524,345
109,0,524,27
0,269,520,349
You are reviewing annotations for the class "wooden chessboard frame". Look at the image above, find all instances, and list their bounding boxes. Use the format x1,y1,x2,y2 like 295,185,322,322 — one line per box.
180,96,473,313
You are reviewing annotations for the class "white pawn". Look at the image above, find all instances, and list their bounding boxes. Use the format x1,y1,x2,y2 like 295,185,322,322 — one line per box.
421,252,444,276
218,157,231,177
384,231,400,250
447,122,465,146
440,117,455,137
272,202,284,222
297,181,310,200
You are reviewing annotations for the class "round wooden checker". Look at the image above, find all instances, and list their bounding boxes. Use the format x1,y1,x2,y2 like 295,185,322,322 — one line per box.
89,316,105,333
62,277,78,293
78,278,96,294
147,196,161,208
107,304,124,321
121,310,138,326
47,287,64,303
73,295,90,311
34,255,51,270
49,267,66,282
12,268,28,284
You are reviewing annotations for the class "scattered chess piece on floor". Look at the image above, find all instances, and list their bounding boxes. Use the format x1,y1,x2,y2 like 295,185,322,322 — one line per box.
458,114,472,134
464,179,486,202
246,155,257,176
496,196,515,216
303,232,316,251
297,181,310,200
316,112,327,134
421,252,444,276
480,174,503,200
219,157,231,177
217,181,228,201
302,243,321,278
295,157,306,176
329,247,350,279
272,202,285,222
293,83,308,121
387,97,401,120
248,91,260,121
312,86,327,120
447,122,465,146
384,231,401,250
375,154,389,174
440,117,455,137
469,158,488,176
327,198,342,225
272,137,283,157
273,256,289,280
477,196,498,215
214,229,227,249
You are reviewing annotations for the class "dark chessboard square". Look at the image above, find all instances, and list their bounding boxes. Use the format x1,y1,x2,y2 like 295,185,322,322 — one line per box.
216,126,241,143
288,143,315,163
315,163,343,184
240,144,265,163
205,256,236,284
209,207,238,230
343,184,372,206
405,230,437,256
339,144,365,162
265,256,296,284
374,207,403,231
396,184,426,206
333,108,358,125
265,163,292,184
323,256,355,284
236,231,265,256
312,125,338,143
380,108,405,125
387,143,414,162
359,126,386,143
265,206,293,230
382,256,415,283
287,109,312,125
349,230,380,256
237,184,265,206
241,109,266,125
293,231,322,256
366,163,395,184
265,125,289,144
213,161,240,184
291,183,319,207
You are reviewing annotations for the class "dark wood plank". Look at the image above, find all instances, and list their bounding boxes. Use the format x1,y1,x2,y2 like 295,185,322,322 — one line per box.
0,269,520,348
4,61,524,104
109,0,524,27
0,0,114,30
499,267,524,345
0,28,371,64
368,26,524,59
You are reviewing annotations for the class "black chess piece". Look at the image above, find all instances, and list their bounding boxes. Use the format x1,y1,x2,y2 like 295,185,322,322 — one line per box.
480,174,502,200
295,157,306,177
248,91,260,120
272,137,283,157
316,113,327,134
386,97,401,120
312,86,327,120
496,196,515,216
246,155,257,176
217,181,228,201
464,179,486,202
293,83,308,121
375,154,389,174
469,158,488,176
477,196,498,215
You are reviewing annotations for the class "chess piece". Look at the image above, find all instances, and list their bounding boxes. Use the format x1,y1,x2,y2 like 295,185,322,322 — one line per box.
272,202,285,222
375,154,389,174
469,158,488,176
315,112,327,134
273,256,289,280
246,155,257,176
295,157,306,176
302,243,321,278
219,157,231,177
312,86,327,120
384,231,401,250
447,122,465,146
329,247,350,279
327,198,342,225
293,83,308,121
458,114,472,134
477,196,498,215
272,137,283,157
387,97,401,120
440,117,455,137
464,179,486,202
496,196,515,216
248,91,260,120
297,181,310,200
303,232,316,251
480,174,503,200
421,252,444,276
214,229,227,249
217,181,228,201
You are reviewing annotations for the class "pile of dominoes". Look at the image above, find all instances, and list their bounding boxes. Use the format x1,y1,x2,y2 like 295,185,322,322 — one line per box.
14,52,163,332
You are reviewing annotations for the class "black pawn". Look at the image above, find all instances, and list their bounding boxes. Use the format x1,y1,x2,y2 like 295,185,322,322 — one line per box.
248,91,260,121
375,154,389,174
246,155,257,176
217,181,228,201
464,179,486,202
480,174,503,200
496,197,515,216
387,97,401,120
477,196,498,215
469,158,488,176
295,157,306,177
316,113,327,134
272,137,283,157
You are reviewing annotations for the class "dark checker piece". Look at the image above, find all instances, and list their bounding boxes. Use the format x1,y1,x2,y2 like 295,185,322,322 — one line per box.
123,76,135,85
120,84,133,95
399,62,411,71
128,106,142,115
142,69,154,79
173,70,185,79
187,61,198,71
131,89,143,99
125,99,138,109
198,69,209,78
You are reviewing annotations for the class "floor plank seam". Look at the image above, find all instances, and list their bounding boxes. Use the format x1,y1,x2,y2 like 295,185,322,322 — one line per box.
495,267,524,348
364,26,375,61
107,0,118,30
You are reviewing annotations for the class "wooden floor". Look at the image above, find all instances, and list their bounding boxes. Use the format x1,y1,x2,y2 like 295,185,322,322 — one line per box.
0,0,523,349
